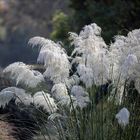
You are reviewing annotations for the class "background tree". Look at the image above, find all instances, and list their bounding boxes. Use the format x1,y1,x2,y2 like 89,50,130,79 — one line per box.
0,0,69,67
51,11,74,55
52,0,140,44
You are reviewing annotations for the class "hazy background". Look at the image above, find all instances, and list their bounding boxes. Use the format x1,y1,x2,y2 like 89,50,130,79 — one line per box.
0,0,140,67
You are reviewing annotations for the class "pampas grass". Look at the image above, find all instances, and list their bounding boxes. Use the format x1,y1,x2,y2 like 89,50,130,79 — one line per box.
3,62,44,88
0,23,140,140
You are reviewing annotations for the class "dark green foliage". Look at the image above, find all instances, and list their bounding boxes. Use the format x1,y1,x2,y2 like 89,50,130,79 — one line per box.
90,0,140,42
51,11,70,42
52,0,140,44
69,0,92,31
51,11,74,55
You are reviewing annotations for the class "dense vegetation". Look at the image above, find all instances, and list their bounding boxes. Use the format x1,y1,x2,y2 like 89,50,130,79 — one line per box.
0,23,140,139
0,1,140,139
52,0,140,43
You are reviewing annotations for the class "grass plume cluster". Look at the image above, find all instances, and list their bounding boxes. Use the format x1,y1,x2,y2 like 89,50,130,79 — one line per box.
0,23,140,140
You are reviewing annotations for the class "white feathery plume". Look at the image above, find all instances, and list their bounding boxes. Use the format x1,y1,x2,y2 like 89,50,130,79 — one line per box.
42,51,70,83
65,74,80,89
69,32,82,47
120,54,138,79
87,51,110,85
70,23,107,55
29,37,70,83
3,62,27,80
51,83,68,101
0,90,15,108
71,85,90,109
116,107,130,128
110,29,140,80
71,85,88,97
134,78,140,94
71,56,83,65
1,87,33,105
33,91,57,114
70,23,110,86
0,87,33,108
16,70,44,88
58,94,90,110
77,64,94,88
3,62,44,88
57,95,76,107
110,29,140,93
73,96,90,109
28,36,54,49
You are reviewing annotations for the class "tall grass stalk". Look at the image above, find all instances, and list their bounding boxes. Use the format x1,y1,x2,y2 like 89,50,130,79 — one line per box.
35,82,140,140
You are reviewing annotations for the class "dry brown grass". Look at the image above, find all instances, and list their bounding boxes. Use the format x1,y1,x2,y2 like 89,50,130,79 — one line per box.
0,120,15,140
